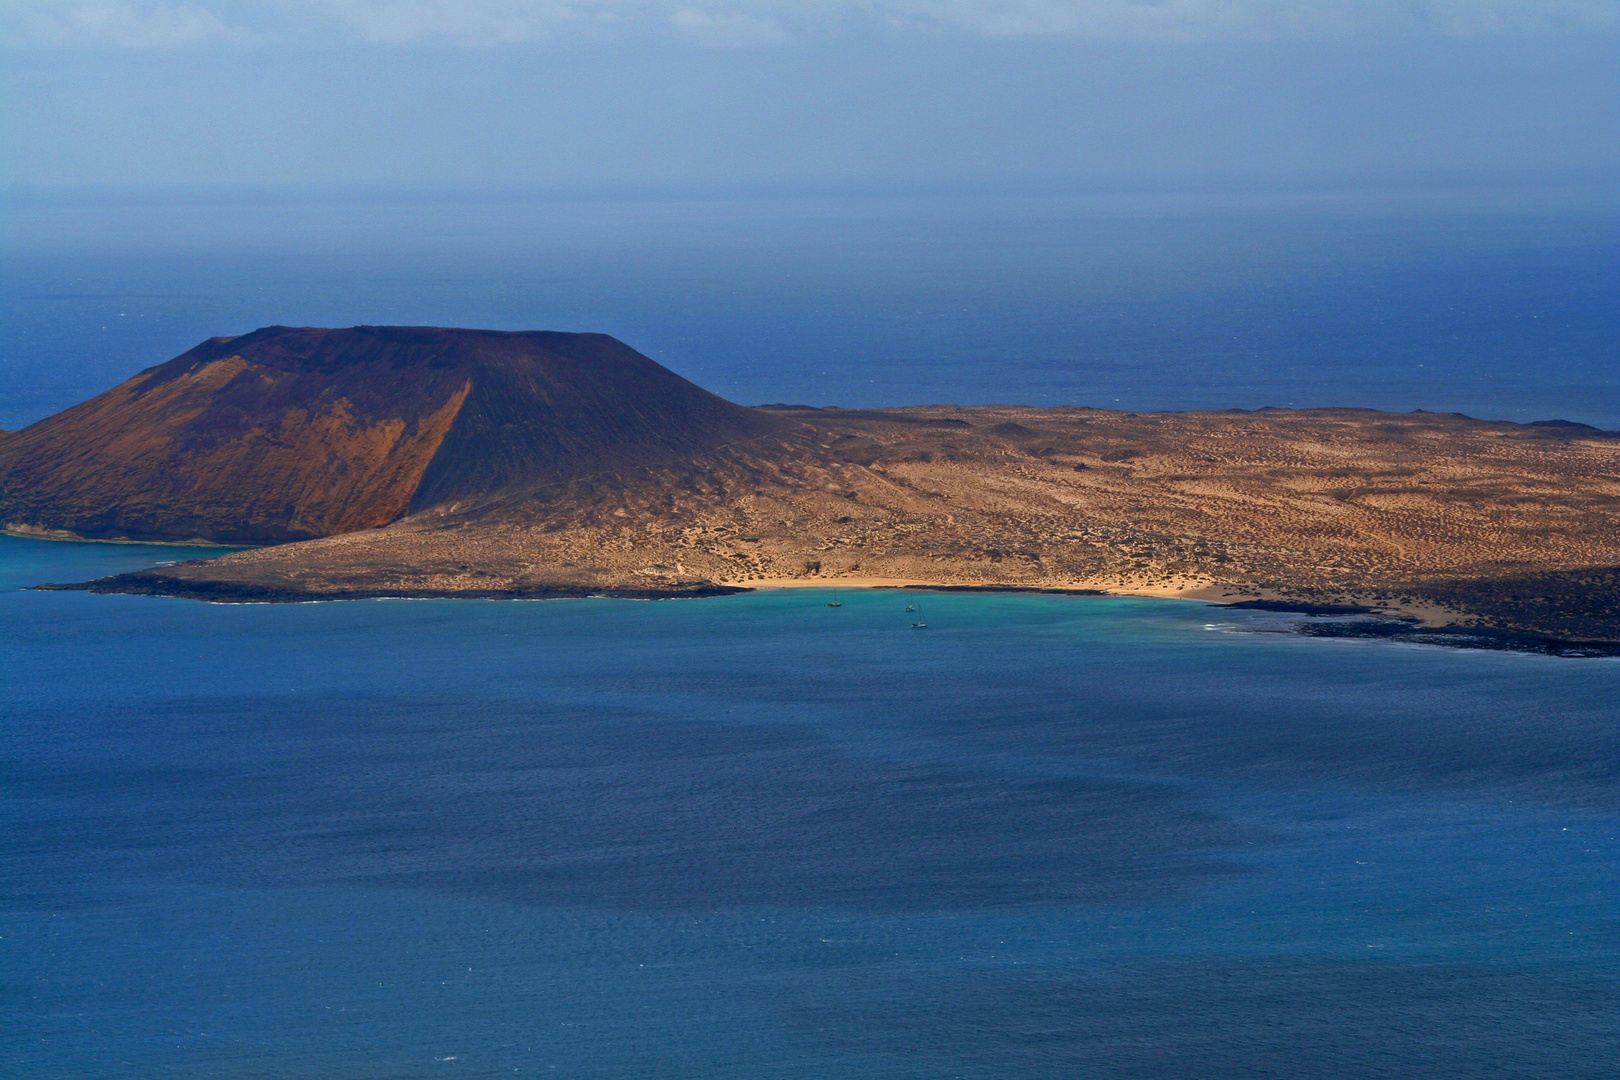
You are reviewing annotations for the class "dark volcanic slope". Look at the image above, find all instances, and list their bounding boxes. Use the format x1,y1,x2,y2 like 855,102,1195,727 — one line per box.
0,326,787,543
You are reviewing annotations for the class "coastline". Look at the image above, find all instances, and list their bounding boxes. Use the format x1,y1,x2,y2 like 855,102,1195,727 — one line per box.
29,561,1620,656
727,575,1218,599
31,572,747,604
33,567,1221,606
2,524,245,547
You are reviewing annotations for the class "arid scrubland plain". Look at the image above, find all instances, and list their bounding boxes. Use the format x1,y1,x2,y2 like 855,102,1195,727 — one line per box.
4,326,1617,643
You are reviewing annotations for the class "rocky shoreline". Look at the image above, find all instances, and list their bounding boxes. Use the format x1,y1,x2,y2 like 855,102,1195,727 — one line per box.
1217,599,1620,657
1284,617,1620,658
29,568,1619,656
31,570,746,604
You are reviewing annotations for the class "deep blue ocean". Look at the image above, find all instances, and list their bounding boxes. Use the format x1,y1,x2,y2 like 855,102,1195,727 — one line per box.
2,189,1617,430
3,190,1618,1077
3,537,1617,1078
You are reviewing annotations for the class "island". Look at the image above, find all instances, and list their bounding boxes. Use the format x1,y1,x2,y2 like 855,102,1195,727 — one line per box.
3,325,1617,651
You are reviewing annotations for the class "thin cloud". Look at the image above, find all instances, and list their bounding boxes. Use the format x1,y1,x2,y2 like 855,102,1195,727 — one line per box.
5,1,256,46
4,0,1615,48
888,0,1619,40
671,7,788,46
312,0,590,45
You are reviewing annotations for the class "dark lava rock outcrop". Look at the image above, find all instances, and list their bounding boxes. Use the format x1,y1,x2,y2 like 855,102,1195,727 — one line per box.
0,326,787,543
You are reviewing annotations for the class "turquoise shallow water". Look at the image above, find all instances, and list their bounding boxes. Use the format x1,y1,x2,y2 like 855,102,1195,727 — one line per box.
3,535,1617,1078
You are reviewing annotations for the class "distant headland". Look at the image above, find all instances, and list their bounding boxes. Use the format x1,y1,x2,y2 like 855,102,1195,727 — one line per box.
4,325,1618,648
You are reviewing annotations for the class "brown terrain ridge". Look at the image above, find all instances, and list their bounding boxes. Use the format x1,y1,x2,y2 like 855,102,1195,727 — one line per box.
0,325,789,543
8,326,1620,645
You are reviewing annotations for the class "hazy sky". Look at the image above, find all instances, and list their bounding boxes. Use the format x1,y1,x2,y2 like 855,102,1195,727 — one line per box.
3,1,1617,190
